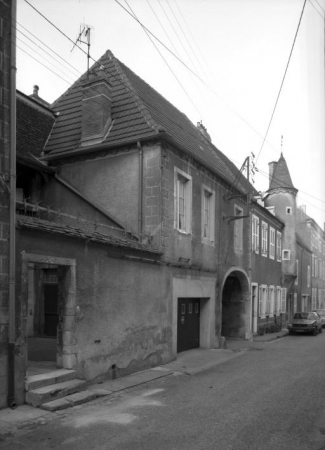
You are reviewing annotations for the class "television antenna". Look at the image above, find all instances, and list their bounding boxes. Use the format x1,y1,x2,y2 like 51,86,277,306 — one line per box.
71,24,93,75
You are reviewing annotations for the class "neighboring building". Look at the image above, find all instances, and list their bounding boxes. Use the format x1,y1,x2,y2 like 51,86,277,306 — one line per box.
295,232,312,313
264,154,325,321
250,197,284,333
296,207,325,312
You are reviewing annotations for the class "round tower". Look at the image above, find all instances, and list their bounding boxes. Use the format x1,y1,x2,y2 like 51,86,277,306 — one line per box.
264,153,298,279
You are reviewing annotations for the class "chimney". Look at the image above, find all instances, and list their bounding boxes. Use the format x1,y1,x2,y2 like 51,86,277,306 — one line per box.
268,161,277,187
197,121,211,142
81,68,113,146
33,85,39,97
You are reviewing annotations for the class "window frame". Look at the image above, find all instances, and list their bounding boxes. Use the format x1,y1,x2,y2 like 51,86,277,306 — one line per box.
280,288,287,313
269,227,275,260
174,168,192,234
282,249,290,260
201,184,215,244
261,221,268,257
252,214,260,254
234,204,244,253
276,231,282,262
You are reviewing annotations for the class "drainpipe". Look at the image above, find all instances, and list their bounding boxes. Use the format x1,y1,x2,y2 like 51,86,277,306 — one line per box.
137,141,143,241
8,0,17,409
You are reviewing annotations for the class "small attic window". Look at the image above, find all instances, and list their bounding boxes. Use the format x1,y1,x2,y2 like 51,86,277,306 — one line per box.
286,207,292,215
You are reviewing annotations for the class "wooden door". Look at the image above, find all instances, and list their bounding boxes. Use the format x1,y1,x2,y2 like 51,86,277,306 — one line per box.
177,298,200,353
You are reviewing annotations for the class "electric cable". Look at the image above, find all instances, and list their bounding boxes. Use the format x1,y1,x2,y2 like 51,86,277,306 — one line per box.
23,0,281,156
313,0,325,13
308,0,325,18
17,36,77,83
255,0,307,164
165,0,208,82
17,45,71,85
16,20,82,76
123,0,204,121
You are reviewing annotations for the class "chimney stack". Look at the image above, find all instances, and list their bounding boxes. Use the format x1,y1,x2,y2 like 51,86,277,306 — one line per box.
81,68,113,146
197,121,211,142
33,85,39,97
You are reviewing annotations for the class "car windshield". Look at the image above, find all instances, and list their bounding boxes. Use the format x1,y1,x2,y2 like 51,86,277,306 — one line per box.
314,310,325,317
293,313,315,320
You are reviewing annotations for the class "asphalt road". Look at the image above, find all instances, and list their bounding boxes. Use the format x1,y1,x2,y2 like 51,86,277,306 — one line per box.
2,332,325,450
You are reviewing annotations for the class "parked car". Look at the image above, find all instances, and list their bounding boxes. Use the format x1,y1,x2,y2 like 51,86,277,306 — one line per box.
312,309,325,328
287,312,322,335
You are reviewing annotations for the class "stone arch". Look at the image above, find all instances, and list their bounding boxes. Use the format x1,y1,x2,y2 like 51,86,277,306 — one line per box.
221,267,251,339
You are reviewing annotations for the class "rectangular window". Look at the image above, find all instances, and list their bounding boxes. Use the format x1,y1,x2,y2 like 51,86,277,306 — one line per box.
307,265,311,288
315,257,318,279
276,287,281,315
269,227,275,260
282,250,290,260
201,185,215,243
312,254,315,277
293,293,297,313
261,221,268,257
312,288,317,310
174,168,192,234
276,231,282,262
280,288,287,313
319,259,322,279
301,295,308,312
234,205,243,253
252,215,259,253
268,286,274,316
318,289,322,309
295,260,299,285
259,285,268,318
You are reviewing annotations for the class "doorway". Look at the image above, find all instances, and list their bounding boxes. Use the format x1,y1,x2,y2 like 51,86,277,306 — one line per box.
177,298,200,353
221,269,250,339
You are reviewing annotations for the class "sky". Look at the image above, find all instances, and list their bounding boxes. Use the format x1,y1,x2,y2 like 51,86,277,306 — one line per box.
16,0,325,228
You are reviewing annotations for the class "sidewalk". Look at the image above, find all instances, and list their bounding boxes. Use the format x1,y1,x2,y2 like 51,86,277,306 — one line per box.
0,329,288,436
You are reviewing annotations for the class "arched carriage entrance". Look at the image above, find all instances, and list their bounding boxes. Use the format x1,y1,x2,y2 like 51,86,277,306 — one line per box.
221,268,251,339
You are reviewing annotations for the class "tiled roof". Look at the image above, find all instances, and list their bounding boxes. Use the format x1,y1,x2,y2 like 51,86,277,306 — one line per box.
17,91,55,162
17,215,162,255
44,50,253,194
269,153,297,192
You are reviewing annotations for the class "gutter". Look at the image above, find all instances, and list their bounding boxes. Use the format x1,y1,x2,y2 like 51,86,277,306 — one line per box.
8,0,17,409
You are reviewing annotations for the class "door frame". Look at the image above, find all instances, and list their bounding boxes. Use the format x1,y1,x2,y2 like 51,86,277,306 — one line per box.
22,252,77,369
172,275,216,356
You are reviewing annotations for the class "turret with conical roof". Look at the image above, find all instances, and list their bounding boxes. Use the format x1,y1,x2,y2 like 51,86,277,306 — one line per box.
264,153,298,287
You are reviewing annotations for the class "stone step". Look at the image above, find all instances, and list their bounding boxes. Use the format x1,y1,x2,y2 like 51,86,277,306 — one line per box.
26,379,87,407
25,369,77,391
40,389,105,412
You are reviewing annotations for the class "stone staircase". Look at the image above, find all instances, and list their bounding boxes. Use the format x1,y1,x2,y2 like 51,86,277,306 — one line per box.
25,369,91,411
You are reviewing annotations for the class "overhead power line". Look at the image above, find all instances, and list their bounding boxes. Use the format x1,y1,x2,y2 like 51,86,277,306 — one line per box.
255,0,307,164
16,21,82,76
17,45,71,84
17,36,77,83
308,0,325,19
123,0,204,121
114,0,281,155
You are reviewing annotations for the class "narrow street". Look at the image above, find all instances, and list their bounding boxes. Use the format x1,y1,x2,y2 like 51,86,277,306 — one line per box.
2,333,325,450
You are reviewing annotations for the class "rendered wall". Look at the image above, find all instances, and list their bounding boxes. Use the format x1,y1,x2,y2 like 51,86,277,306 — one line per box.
58,149,140,235
17,229,175,383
